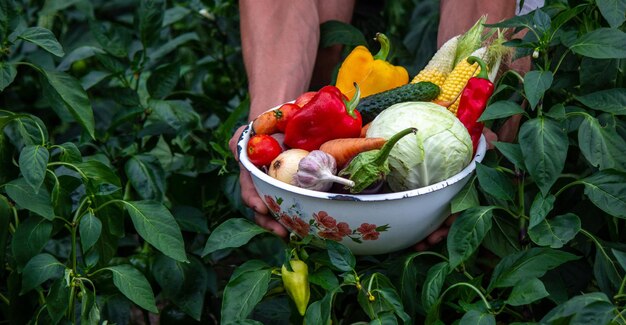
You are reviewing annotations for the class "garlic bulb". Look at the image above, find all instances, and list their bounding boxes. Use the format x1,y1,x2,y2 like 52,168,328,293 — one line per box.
294,150,354,192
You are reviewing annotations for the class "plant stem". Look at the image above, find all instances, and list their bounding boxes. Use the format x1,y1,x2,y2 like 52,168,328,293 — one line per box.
47,162,89,180
612,307,626,324
554,180,583,198
406,251,450,263
71,220,78,274
92,199,126,214
616,275,626,298
517,171,526,218
496,166,516,175
552,48,572,76
580,229,621,279
442,282,492,312
0,292,8,305
11,205,19,230
68,283,76,322
73,196,91,223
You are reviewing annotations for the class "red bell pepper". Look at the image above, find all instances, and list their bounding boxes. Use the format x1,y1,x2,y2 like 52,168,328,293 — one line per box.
456,56,494,154
284,85,363,151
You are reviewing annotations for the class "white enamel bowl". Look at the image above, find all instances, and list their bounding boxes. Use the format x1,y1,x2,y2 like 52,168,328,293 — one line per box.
237,120,486,255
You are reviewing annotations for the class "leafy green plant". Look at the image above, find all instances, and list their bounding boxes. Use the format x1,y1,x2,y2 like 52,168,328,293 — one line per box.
3,0,626,324
208,0,626,323
0,0,254,323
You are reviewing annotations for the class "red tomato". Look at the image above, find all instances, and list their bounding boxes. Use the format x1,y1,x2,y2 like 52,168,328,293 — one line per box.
247,134,283,167
275,103,300,132
294,91,317,107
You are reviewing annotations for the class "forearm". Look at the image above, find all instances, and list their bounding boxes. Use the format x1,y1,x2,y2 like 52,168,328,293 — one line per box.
239,0,319,120
437,0,516,47
239,0,354,120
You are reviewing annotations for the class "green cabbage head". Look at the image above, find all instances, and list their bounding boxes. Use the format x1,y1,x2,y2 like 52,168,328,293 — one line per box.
366,101,472,192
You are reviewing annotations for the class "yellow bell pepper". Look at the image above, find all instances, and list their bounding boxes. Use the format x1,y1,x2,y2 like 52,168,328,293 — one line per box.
335,33,409,100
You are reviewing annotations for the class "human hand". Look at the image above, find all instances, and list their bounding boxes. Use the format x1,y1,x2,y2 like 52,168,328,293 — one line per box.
229,125,289,238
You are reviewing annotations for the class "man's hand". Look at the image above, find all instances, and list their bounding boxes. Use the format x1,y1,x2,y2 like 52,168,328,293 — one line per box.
229,125,289,237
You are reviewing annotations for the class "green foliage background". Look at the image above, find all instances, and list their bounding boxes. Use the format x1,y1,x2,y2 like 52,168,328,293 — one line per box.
2,0,626,324
0,0,439,323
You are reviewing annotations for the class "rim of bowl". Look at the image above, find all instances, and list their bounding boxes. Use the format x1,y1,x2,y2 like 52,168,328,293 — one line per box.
237,121,487,202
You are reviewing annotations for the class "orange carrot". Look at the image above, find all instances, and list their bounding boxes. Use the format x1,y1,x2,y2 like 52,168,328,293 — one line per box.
319,137,387,168
252,109,281,134
360,122,371,138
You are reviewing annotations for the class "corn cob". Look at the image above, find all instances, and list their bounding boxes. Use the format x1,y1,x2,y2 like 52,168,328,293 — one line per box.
410,35,459,88
436,47,487,115
453,16,487,67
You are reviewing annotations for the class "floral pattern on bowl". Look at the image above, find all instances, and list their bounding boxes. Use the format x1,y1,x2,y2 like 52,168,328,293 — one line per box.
264,195,389,243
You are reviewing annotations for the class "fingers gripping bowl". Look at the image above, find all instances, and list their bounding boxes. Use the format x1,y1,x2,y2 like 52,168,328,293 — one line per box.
237,114,487,255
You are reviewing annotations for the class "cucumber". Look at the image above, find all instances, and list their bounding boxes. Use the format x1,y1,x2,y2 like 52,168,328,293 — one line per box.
357,81,440,124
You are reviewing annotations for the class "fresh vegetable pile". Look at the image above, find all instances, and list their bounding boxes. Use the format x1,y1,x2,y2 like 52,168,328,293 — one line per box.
246,18,506,195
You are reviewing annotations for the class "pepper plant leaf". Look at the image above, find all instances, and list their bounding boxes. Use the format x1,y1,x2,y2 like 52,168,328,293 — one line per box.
580,58,619,93
18,144,49,193
528,213,581,248
575,88,626,115
540,292,614,324
612,248,626,271
0,195,9,271
595,0,626,28
505,277,549,307
519,117,568,196
475,163,516,201
578,116,626,171
581,169,626,218
221,268,271,323
10,216,53,270
478,100,525,122
18,27,65,57
421,262,450,314
482,215,521,258
357,273,408,321
305,287,342,325
146,61,180,99
149,32,199,62
458,309,495,325
451,176,479,213
106,264,158,313
523,70,553,110
124,154,166,201
568,28,626,59
0,62,17,91
124,200,188,262
320,20,367,48
138,0,164,48
487,247,579,291
201,218,267,256
20,253,65,294
593,243,623,294
57,142,82,163
447,206,495,269
5,178,54,220
153,255,208,321
38,68,95,139
326,240,356,272
79,211,102,251
3,114,48,149
529,193,556,228
492,142,526,171
74,160,122,191
46,277,71,324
